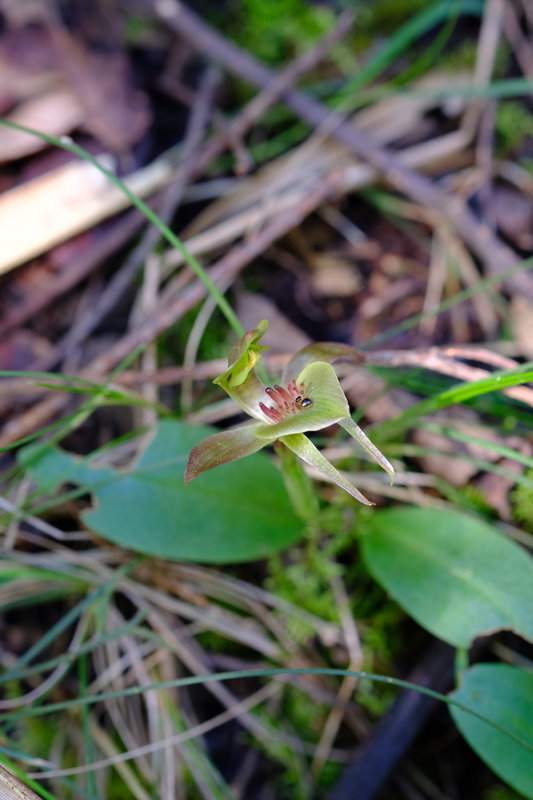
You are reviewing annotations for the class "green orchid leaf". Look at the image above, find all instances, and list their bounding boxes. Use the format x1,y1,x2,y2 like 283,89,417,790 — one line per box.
25,421,303,563
340,417,395,483
184,423,265,483
450,664,533,798
282,432,373,506
254,362,350,439
361,508,533,647
282,342,360,384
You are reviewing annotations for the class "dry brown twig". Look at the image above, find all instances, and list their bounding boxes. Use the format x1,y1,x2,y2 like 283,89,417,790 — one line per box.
502,0,533,78
312,574,363,779
0,12,360,445
150,0,532,300
56,63,222,370
0,169,345,449
27,683,281,781
0,9,354,335
365,346,533,407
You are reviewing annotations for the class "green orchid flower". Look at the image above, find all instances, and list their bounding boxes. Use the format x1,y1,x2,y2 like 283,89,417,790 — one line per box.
184,320,394,505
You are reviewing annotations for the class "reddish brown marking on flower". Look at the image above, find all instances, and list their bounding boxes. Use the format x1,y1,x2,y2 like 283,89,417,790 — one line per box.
265,386,285,406
276,385,293,404
261,380,312,422
287,380,300,398
259,402,283,422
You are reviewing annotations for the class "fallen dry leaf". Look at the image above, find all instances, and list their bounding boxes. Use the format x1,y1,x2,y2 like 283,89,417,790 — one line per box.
309,255,361,297
0,153,174,275
52,29,151,152
237,290,311,353
0,88,84,162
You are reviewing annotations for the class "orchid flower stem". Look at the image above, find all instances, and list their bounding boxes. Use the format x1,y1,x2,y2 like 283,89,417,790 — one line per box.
274,440,320,525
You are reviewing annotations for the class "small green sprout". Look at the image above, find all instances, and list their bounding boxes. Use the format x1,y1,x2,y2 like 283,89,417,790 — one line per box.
184,321,394,505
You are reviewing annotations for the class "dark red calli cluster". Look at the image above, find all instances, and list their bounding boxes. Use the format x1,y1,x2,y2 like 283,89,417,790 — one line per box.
259,379,312,423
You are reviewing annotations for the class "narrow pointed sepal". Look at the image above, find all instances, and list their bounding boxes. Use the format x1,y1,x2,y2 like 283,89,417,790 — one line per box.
184,424,265,483
281,433,374,506
339,417,395,484
213,320,269,419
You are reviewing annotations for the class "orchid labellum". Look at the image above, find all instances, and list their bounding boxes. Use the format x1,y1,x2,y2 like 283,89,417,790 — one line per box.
184,321,394,505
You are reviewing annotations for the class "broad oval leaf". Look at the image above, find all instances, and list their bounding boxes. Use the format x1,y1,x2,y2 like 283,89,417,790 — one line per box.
24,420,303,563
361,508,533,647
450,664,533,799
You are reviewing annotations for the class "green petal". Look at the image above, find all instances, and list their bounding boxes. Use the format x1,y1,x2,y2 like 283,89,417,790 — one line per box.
281,433,374,506
213,320,269,418
339,417,395,484
255,361,350,439
220,370,268,420
282,342,360,384
214,320,268,389
184,423,265,483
